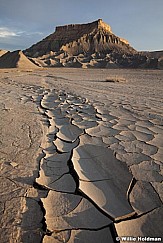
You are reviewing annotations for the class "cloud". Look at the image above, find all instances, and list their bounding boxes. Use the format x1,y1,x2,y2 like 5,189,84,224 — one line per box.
0,26,45,51
0,27,44,38
0,27,20,38
25,31,44,36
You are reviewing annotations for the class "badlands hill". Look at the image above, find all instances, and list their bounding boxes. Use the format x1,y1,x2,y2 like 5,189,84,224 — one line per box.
24,19,159,69
142,50,163,69
0,50,38,68
142,50,163,59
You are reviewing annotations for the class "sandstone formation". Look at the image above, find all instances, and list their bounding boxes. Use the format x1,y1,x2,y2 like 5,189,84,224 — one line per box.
24,19,159,68
0,50,38,68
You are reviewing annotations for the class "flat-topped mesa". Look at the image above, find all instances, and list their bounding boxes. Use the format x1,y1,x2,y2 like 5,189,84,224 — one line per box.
55,19,112,33
24,19,159,68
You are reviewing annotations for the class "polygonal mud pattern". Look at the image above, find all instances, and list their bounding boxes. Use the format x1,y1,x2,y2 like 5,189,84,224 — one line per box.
3,79,161,243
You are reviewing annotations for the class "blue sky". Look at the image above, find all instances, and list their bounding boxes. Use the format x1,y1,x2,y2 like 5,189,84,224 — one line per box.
0,0,163,51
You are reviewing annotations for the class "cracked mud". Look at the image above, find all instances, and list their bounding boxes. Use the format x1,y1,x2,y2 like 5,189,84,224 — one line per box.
0,69,163,243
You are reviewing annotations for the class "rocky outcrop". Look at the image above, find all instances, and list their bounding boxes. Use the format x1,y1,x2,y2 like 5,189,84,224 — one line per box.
0,50,38,68
24,19,159,69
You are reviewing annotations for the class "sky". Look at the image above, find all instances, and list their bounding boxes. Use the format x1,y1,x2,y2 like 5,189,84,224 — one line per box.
0,0,163,51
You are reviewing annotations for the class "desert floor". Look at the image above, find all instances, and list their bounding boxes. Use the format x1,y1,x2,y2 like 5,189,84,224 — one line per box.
0,68,163,243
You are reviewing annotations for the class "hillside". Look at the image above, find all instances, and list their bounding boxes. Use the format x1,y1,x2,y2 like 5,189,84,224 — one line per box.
0,50,38,68
0,49,8,57
141,50,163,59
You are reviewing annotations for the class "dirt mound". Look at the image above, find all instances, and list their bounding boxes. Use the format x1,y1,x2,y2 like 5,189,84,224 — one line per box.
0,49,8,57
0,50,38,68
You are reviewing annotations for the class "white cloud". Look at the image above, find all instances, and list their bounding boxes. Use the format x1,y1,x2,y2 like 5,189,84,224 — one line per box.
25,31,44,36
0,27,20,38
0,27,44,39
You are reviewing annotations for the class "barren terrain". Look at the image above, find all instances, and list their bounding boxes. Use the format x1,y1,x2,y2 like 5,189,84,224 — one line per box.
0,68,163,243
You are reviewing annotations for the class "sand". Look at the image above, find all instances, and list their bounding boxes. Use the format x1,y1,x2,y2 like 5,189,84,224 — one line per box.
0,68,163,242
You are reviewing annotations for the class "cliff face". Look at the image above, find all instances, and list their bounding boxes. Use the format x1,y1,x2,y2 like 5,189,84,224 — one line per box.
24,19,159,69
